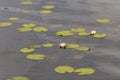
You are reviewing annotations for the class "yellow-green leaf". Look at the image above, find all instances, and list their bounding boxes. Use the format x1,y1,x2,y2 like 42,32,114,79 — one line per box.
23,23,36,28
39,10,52,14
20,48,35,53
8,76,30,80
75,68,95,75
42,5,55,9
55,66,75,74
78,32,90,36
70,28,86,32
33,27,48,32
96,18,110,23
75,47,90,52
9,17,20,21
93,33,107,38
20,1,33,5
56,31,74,36
16,27,32,32
26,54,46,60
0,22,12,28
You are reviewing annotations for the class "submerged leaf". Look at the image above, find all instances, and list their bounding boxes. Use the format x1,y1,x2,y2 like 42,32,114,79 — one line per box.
20,48,35,53
96,18,110,23
26,54,46,60
70,28,86,32
56,31,74,36
55,66,75,74
75,68,95,75
93,33,107,38
42,43,53,47
33,27,48,32
66,44,80,49
0,22,12,28
16,27,32,32
9,76,30,80
42,5,55,9
39,10,52,14
75,47,90,52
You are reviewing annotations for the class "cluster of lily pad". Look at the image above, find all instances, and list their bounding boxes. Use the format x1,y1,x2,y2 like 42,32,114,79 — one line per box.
8,76,30,80
20,43,53,60
0,22,13,28
20,1,55,14
16,23,48,32
66,43,90,52
55,65,95,76
56,27,107,38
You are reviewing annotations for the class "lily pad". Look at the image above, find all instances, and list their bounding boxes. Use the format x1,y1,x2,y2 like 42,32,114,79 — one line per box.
20,1,33,5
75,68,95,75
55,66,75,74
20,48,35,53
16,27,32,32
96,18,110,23
26,54,46,60
78,32,90,36
93,33,107,38
42,5,55,9
33,27,48,32
21,10,31,14
8,76,30,80
66,44,80,49
0,22,12,28
70,28,86,32
56,31,74,36
42,43,53,47
39,10,52,14
75,47,90,52
9,17,20,20
23,23,36,28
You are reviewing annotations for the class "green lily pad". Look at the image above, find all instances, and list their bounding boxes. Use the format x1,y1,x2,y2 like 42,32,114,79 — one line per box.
16,27,32,32
75,47,90,52
55,66,75,74
75,68,95,76
78,32,90,36
42,5,55,9
9,17,20,21
70,28,86,32
96,18,110,23
39,10,52,14
23,23,36,28
20,48,35,53
20,1,33,5
93,33,107,38
66,44,80,49
8,76,30,80
0,22,12,28
56,31,74,36
42,43,53,47
33,27,48,32
26,54,46,60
